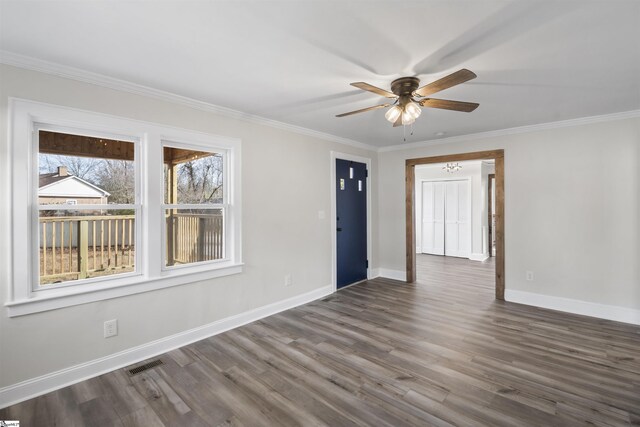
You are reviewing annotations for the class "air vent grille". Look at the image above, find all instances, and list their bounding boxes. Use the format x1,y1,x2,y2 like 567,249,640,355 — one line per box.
126,359,164,376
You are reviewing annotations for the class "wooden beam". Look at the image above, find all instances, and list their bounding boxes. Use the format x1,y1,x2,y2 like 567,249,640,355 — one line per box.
494,157,505,300
163,147,214,165
405,163,416,283
406,149,503,167
39,131,134,161
165,162,179,267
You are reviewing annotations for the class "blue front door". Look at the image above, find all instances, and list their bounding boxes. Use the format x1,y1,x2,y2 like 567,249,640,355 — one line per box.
336,159,367,289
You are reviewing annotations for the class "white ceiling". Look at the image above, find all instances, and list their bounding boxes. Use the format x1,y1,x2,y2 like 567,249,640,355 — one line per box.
1,1,639,148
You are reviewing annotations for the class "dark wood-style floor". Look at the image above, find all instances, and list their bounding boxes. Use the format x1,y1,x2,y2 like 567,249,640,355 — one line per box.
2,255,639,426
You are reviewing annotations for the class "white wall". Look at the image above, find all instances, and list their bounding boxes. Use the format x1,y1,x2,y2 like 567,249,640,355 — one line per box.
0,64,378,390
414,161,486,259
378,116,640,313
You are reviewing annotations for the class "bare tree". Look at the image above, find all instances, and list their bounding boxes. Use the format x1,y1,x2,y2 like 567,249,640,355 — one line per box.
95,160,135,204
176,155,223,204
39,154,100,182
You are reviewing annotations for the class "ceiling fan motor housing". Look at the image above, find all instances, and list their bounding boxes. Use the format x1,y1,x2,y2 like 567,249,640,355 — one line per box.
391,77,420,96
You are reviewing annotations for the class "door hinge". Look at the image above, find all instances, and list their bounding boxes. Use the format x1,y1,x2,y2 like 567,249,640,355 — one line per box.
366,260,369,268
365,169,368,177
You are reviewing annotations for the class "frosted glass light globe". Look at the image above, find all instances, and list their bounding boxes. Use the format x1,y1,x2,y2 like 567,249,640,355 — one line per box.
404,101,422,119
385,105,402,123
402,113,416,125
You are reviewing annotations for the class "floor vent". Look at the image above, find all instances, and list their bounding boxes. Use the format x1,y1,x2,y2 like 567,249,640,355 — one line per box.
126,359,164,376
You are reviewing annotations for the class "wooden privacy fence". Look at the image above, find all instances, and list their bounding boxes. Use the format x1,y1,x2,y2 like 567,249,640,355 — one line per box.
167,212,224,265
39,215,135,283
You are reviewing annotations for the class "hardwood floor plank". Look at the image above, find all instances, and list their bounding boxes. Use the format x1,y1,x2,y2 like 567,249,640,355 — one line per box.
3,254,639,426
120,406,166,427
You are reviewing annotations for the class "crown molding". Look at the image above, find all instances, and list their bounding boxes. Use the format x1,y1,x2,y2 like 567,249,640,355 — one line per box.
378,109,640,152
3,50,639,155
0,50,377,152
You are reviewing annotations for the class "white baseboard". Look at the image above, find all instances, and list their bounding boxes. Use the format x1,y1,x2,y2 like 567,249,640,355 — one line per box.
505,289,640,326
369,268,380,279
377,268,407,282
0,285,333,409
469,252,490,262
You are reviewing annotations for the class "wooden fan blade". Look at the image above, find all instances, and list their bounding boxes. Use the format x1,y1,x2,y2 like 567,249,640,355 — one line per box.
335,103,391,117
351,82,398,98
393,115,402,127
420,98,479,112
413,69,477,97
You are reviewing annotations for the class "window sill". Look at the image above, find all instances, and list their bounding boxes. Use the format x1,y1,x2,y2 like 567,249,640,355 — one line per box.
5,263,244,317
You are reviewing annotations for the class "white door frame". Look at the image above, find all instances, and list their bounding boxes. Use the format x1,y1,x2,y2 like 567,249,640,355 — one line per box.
417,177,472,259
330,151,373,292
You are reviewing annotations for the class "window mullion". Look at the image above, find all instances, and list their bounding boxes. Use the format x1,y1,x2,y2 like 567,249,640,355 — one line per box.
144,132,162,279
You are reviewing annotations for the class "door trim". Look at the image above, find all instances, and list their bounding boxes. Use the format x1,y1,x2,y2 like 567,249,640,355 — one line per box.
330,151,372,292
406,149,505,300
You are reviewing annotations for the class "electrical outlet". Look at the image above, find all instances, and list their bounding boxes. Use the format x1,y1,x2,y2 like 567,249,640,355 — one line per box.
104,319,118,338
526,271,534,281
284,274,293,287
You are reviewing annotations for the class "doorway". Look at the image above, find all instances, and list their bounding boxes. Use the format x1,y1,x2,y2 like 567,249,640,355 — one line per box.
406,150,505,299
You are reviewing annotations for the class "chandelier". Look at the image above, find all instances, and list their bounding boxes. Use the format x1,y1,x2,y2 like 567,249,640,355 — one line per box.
442,163,462,173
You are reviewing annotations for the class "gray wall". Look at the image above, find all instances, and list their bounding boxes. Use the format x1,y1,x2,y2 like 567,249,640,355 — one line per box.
377,117,640,310
1,62,638,393
0,64,378,388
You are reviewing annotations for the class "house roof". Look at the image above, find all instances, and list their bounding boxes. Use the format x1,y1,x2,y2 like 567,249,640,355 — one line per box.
39,172,68,188
38,172,111,197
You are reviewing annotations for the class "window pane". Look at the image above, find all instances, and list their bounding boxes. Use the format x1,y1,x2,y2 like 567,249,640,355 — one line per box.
163,146,223,204
39,130,135,206
38,130,137,287
165,208,224,266
39,210,136,286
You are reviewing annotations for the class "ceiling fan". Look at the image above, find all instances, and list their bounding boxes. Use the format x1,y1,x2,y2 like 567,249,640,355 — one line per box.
336,69,479,127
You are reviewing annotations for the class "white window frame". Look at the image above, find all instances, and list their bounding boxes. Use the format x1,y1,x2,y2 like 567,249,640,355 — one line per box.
161,140,229,271
5,98,242,317
33,122,143,292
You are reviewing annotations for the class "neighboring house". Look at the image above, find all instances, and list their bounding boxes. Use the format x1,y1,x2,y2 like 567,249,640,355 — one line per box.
38,166,109,205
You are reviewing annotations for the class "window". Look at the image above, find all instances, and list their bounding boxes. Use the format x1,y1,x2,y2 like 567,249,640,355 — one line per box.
162,144,226,268
6,99,242,316
37,129,139,287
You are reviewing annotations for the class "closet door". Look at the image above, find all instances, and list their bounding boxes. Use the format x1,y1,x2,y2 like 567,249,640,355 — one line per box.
421,181,445,255
444,180,471,258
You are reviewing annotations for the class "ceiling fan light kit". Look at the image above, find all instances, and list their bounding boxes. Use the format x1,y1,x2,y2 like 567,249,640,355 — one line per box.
336,69,480,131
384,105,402,123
